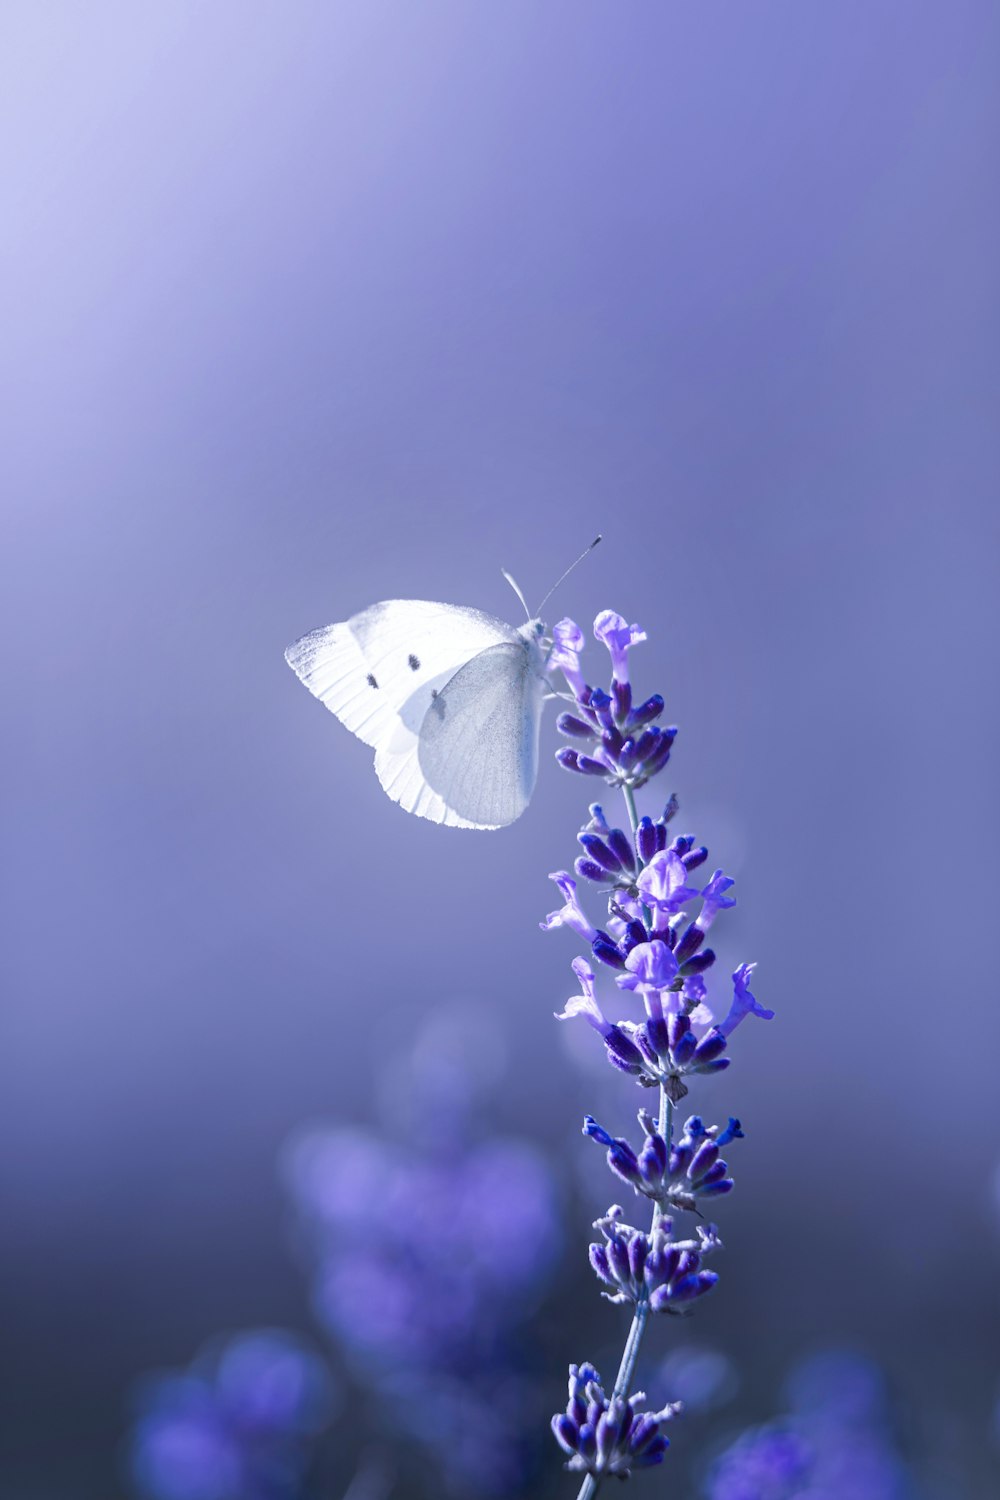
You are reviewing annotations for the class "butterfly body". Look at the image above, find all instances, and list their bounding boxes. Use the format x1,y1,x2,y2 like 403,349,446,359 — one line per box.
285,601,551,829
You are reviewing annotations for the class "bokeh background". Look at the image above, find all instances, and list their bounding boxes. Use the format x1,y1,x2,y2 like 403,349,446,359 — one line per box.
3,2,999,1496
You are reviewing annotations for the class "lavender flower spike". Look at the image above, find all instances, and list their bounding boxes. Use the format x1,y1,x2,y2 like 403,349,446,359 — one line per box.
545,604,771,1498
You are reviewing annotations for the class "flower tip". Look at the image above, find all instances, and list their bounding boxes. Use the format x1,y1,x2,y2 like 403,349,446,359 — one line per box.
553,617,585,651
583,1115,614,1146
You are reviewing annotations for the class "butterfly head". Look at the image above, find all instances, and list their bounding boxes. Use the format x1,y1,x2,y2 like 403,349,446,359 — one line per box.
516,617,551,674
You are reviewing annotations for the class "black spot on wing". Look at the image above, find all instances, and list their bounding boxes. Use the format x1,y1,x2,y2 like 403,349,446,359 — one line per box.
408,653,421,671
430,688,446,719
366,673,379,689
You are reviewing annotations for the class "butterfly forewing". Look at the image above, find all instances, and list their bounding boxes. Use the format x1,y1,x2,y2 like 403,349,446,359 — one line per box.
284,600,516,749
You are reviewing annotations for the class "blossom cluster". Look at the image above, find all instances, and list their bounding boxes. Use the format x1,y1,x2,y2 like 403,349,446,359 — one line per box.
584,1112,743,1214
552,1362,682,1479
589,1206,722,1313
544,611,773,1489
549,614,672,789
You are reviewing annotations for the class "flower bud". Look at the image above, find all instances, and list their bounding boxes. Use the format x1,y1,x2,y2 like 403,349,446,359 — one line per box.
557,712,596,739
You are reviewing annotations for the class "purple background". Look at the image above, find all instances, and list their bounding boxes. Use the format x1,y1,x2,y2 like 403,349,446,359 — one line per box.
3,3,998,1495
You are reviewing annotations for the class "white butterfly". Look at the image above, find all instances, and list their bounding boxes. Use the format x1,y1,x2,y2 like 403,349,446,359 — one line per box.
285,596,556,829
285,544,599,830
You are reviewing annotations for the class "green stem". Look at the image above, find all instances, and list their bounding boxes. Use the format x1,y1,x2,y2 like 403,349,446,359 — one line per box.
574,783,673,1500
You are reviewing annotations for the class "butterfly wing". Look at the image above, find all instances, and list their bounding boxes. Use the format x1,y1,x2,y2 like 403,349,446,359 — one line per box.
285,600,517,746
383,639,547,829
285,600,528,827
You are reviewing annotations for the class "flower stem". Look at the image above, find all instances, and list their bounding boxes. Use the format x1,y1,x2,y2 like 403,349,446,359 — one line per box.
621,782,640,839
574,786,674,1500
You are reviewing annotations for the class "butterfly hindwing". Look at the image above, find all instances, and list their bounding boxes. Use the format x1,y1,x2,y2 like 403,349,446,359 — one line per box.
410,639,547,828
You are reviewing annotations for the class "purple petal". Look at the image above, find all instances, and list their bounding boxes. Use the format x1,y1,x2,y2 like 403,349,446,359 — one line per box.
718,962,775,1037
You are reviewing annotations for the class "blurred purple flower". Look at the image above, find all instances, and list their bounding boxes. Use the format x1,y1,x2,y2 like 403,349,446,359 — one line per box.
282,1040,561,1497
128,1331,334,1500
704,1351,916,1500
288,1128,558,1367
658,1343,739,1415
707,1425,814,1500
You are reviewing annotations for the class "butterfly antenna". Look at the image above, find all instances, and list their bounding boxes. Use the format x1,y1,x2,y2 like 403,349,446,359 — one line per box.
535,535,602,616
500,567,532,621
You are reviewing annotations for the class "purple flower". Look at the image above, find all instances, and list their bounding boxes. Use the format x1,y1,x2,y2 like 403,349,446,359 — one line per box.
681,972,714,1025
553,959,651,1076
551,609,677,788
278,998,563,1498
618,940,679,993
556,745,615,779
617,940,680,1019
551,1362,682,1479
576,816,638,884
582,1115,642,1184
637,850,701,915
707,1424,814,1500
555,957,611,1033
698,870,737,931
543,604,772,1492
606,889,644,932
705,1351,916,1500
549,616,588,701
589,1206,722,1313
540,872,599,941
585,1111,743,1213
288,1126,559,1365
594,611,647,683
128,1331,334,1500
718,962,775,1038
